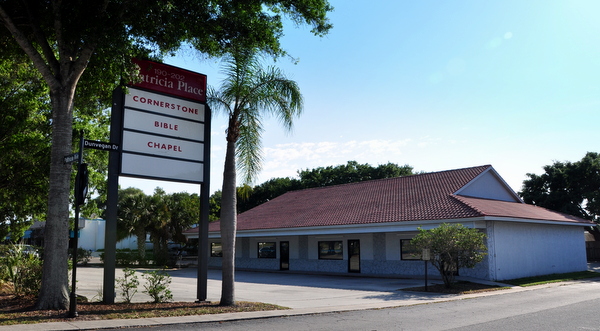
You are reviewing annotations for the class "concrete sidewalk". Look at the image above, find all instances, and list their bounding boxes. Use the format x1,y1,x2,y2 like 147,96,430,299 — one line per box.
2,264,597,330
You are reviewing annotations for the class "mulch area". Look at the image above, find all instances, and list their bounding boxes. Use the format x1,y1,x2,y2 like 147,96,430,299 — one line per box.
0,284,285,326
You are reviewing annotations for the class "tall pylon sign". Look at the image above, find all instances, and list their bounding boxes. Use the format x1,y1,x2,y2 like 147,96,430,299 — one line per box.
103,59,211,303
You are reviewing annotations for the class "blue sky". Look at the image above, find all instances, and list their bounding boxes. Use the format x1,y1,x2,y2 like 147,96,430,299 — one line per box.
121,0,600,196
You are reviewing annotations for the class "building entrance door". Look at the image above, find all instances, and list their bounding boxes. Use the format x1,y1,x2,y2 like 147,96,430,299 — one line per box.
280,241,289,270
348,239,360,273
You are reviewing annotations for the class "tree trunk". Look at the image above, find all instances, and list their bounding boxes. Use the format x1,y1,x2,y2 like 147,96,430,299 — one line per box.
35,88,74,310
152,236,169,266
136,225,146,265
220,140,237,306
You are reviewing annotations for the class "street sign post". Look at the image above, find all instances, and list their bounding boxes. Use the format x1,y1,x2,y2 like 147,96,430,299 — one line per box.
63,153,79,164
84,139,120,151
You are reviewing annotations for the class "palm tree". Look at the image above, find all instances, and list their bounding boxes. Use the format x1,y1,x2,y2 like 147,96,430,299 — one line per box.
146,188,171,266
208,50,303,306
117,188,150,265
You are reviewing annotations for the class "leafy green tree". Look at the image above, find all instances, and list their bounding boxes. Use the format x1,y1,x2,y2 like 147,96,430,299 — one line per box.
0,52,50,241
208,50,304,306
208,190,222,222
167,192,200,244
298,161,414,188
0,0,332,310
237,177,303,213
410,223,487,288
520,152,600,224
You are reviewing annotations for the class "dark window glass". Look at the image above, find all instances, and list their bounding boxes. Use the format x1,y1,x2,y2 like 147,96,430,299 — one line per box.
401,239,421,260
318,241,343,260
258,242,276,258
211,242,222,257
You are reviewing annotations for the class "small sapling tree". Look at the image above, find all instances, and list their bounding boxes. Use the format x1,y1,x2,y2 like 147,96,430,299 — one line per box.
143,268,173,303
410,223,487,288
116,268,139,303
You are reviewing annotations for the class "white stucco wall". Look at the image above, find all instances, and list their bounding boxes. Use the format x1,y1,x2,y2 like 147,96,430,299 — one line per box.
77,219,144,251
457,171,518,202
490,221,587,280
78,219,105,251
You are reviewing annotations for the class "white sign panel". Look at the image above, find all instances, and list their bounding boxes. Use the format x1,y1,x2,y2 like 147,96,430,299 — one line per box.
123,108,204,141
121,153,203,183
119,87,206,183
122,131,204,161
125,88,205,122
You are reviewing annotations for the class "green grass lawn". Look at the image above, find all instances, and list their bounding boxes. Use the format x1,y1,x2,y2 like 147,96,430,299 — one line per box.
504,271,600,287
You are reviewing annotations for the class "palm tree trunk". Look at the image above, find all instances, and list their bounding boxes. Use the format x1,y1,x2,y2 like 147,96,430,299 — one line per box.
35,88,74,310
220,140,237,306
135,225,146,265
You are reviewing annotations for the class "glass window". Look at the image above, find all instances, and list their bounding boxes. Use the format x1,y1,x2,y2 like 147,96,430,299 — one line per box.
211,242,222,257
258,242,276,258
318,241,343,260
401,239,421,260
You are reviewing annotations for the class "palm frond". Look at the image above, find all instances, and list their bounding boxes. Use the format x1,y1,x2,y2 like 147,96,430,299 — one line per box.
208,50,303,186
236,109,263,184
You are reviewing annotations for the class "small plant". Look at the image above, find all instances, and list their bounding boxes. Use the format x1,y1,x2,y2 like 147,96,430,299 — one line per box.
142,268,173,303
91,286,104,302
69,248,92,265
0,244,42,296
78,248,92,265
116,268,139,303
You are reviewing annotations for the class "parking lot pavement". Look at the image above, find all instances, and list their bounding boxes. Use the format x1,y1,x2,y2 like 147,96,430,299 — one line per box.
6,265,597,331
72,262,600,309
75,266,448,309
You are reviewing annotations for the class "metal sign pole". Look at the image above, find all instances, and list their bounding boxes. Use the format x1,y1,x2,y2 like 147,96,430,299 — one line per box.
103,87,124,304
69,130,85,318
422,248,430,292
197,106,211,302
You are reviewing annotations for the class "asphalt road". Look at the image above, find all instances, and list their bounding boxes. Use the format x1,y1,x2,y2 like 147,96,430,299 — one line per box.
104,279,600,331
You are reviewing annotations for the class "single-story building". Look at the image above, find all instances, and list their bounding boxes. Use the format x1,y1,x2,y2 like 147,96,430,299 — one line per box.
24,219,142,252
185,165,593,281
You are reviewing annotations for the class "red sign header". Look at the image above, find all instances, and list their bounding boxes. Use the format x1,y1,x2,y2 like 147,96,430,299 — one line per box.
132,58,207,102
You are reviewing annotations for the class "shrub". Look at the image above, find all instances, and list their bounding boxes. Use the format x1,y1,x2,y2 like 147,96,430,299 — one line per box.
116,268,139,303
69,248,92,265
411,223,487,288
100,249,140,266
0,244,42,296
143,268,173,303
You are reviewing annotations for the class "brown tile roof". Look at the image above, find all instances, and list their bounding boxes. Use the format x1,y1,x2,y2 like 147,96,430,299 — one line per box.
200,165,592,233
452,195,592,224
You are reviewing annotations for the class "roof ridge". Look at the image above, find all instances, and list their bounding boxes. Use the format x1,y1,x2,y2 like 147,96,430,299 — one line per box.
285,164,493,194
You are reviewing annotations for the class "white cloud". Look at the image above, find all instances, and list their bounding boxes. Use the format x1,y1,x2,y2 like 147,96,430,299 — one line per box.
257,139,414,182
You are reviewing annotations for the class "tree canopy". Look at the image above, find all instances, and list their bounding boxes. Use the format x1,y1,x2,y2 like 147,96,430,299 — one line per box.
0,52,50,241
519,152,600,223
297,160,414,188
0,0,333,309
